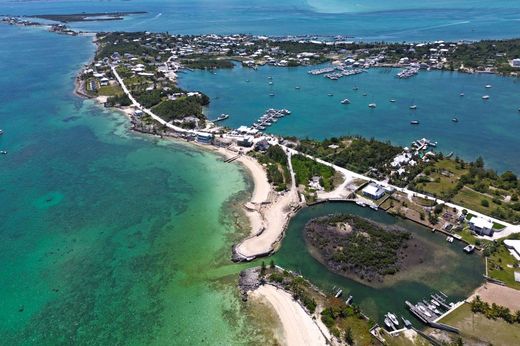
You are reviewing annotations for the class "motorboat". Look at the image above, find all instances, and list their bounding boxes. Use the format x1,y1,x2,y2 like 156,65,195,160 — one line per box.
410,120,420,125
341,98,351,104
463,245,475,253
368,103,376,108
387,312,399,326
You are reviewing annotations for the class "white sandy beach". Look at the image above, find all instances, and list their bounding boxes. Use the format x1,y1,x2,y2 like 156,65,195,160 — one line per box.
251,285,328,346
214,146,300,259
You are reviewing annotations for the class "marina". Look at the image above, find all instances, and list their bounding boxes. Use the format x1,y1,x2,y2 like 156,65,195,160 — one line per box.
396,67,419,79
180,64,520,173
251,108,291,131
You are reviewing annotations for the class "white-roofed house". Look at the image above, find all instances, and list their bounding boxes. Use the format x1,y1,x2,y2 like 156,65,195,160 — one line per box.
468,216,494,236
504,239,520,261
362,182,385,200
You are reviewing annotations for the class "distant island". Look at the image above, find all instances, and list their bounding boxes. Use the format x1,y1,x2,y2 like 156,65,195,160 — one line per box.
304,214,425,285
29,12,147,23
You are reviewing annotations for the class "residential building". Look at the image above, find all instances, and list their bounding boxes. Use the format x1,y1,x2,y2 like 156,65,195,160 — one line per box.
468,216,494,236
362,182,385,200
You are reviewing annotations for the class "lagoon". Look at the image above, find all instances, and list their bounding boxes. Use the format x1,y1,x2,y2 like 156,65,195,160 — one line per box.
272,202,485,325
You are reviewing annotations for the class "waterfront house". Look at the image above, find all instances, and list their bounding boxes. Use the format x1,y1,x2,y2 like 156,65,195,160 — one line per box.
504,239,520,261
468,216,494,236
362,182,385,200
512,58,520,68
195,132,213,144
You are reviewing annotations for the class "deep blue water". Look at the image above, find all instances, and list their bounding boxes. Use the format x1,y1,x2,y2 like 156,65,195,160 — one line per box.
179,63,520,173
1,0,520,41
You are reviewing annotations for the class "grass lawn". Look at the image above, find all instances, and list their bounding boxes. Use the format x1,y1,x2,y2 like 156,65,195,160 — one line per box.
453,187,501,216
439,303,520,346
412,196,436,207
97,84,123,97
335,315,374,346
418,159,469,197
487,245,520,289
493,222,506,230
455,227,478,244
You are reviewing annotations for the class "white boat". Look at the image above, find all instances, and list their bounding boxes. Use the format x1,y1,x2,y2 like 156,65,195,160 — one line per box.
485,84,492,88
335,289,343,298
0,150,7,155
384,318,393,329
446,236,454,243
390,99,396,103
0,129,3,135
409,105,417,110
417,305,432,317
482,95,490,100
459,92,464,97
368,103,376,108
410,120,420,125
268,81,273,85
356,201,366,207
387,312,399,326
464,245,475,253
341,98,351,104
215,114,229,122
328,93,333,96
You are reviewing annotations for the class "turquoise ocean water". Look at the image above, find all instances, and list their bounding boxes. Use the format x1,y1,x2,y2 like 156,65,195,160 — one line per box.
0,0,517,343
1,0,520,41
0,25,271,344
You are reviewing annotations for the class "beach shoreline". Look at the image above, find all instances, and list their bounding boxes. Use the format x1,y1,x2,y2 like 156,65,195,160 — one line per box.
251,284,328,346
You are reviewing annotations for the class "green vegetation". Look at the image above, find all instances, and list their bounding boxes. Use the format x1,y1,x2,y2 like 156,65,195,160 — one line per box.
448,39,520,73
250,145,290,191
305,214,413,283
439,303,520,346
136,89,163,108
297,136,401,175
413,157,520,223
151,96,205,121
262,267,375,345
181,57,234,70
485,236,520,289
291,154,336,191
470,296,520,324
105,93,131,107
96,32,157,59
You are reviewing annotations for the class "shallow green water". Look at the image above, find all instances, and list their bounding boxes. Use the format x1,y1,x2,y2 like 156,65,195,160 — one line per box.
272,202,485,325
0,25,268,345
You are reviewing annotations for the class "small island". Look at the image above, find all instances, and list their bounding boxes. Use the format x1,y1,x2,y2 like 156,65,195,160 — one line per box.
304,213,425,285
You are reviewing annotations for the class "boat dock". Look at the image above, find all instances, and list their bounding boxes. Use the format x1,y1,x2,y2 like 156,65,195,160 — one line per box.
251,108,291,131
403,292,461,333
